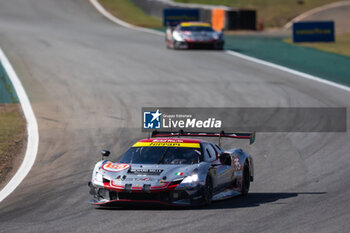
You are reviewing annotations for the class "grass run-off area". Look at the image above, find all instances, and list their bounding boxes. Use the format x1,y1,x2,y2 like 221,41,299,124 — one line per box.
174,0,341,27
284,33,350,57
99,0,163,28
0,104,26,184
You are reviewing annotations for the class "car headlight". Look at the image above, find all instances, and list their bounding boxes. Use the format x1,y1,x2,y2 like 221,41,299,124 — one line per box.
182,174,199,183
213,32,223,40
173,31,184,42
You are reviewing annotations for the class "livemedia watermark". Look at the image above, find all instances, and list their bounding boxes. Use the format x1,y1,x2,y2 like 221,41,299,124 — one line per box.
142,107,346,132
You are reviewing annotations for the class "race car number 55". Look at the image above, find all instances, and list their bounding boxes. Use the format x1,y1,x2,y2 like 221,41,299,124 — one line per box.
102,162,130,172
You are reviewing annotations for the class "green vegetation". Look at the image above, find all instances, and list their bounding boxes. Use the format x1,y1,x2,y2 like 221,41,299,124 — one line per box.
99,0,163,28
285,33,350,57
174,0,341,27
0,104,25,183
225,35,350,86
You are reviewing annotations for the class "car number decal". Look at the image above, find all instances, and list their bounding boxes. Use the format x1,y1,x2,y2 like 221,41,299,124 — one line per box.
233,157,242,171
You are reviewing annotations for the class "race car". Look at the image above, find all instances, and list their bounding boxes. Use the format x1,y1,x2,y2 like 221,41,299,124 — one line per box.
88,131,255,207
166,22,224,50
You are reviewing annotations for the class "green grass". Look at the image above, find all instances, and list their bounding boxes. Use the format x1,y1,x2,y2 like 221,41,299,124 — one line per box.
99,0,163,28
225,35,350,86
0,104,26,182
174,0,341,27
284,33,350,57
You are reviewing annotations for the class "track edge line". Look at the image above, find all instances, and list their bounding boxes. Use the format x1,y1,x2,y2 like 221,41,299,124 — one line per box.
0,48,39,202
225,50,350,93
89,0,164,36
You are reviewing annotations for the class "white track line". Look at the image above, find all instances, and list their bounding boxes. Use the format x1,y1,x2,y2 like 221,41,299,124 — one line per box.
89,0,350,93
225,50,350,92
0,49,39,202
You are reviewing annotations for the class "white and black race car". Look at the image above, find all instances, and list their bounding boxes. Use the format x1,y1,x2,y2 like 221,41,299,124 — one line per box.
166,22,224,50
89,131,254,207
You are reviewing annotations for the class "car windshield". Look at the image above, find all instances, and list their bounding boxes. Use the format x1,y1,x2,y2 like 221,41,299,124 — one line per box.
180,26,214,32
119,147,201,165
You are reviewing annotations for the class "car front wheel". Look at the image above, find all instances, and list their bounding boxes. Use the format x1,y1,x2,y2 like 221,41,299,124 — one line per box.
202,175,213,205
241,162,250,196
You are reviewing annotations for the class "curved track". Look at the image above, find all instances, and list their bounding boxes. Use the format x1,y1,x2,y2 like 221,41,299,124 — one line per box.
0,0,349,232
284,1,350,34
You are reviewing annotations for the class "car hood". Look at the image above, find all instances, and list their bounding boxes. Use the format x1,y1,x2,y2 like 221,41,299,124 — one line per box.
99,162,199,185
186,31,218,38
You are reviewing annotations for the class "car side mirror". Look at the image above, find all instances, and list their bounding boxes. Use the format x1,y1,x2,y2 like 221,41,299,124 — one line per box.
219,152,231,166
101,150,110,159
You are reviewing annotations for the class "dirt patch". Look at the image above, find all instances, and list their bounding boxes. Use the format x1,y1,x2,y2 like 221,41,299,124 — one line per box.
0,104,26,189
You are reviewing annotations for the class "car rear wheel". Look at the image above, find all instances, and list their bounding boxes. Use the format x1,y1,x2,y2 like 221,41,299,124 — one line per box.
241,162,250,196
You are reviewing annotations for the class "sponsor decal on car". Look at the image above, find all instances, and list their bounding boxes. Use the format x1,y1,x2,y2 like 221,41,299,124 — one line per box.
174,172,183,176
152,139,184,142
135,177,154,181
102,162,130,172
130,168,163,174
133,141,200,148
133,142,200,148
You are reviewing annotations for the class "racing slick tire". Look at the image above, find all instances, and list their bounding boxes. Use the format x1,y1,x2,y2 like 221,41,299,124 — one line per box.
173,40,181,50
214,42,224,50
202,175,213,205
241,162,250,196
166,39,171,49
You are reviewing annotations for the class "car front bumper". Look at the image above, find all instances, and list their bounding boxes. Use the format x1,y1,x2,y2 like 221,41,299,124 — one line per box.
177,39,224,49
88,181,204,206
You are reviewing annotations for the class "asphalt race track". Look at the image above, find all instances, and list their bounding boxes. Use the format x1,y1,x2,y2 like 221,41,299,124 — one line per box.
0,0,349,232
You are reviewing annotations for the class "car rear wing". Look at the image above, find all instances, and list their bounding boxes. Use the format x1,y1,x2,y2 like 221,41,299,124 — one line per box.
151,130,256,145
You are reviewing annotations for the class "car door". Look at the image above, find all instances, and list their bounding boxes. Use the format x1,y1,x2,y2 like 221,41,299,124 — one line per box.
202,142,218,190
203,143,230,192
211,143,235,190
